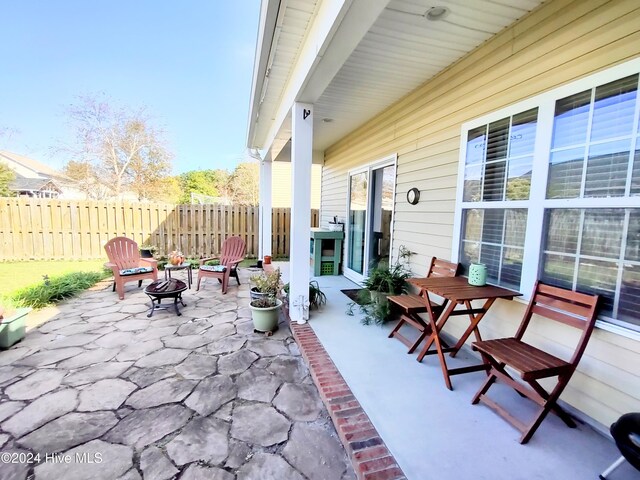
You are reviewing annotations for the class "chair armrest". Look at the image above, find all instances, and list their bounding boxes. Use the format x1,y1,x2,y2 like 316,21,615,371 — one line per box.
104,262,117,269
200,256,219,265
226,257,244,267
140,258,158,266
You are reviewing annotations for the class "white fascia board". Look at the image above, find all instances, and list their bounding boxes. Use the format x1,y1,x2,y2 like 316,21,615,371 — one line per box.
262,0,391,154
246,0,282,149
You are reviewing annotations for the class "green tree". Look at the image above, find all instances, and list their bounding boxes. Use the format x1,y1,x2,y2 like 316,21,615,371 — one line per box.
0,163,15,196
177,169,229,204
506,177,531,200
228,162,259,205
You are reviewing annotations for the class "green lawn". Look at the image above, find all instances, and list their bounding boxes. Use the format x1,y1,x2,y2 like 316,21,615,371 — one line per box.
0,257,286,300
0,260,108,298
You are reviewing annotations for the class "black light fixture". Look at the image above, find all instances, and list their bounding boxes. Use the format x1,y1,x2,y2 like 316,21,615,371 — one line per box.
407,188,420,205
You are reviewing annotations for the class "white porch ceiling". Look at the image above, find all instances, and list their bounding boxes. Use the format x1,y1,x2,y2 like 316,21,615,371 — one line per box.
313,0,543,150
252,0,321,151
249,0,543,155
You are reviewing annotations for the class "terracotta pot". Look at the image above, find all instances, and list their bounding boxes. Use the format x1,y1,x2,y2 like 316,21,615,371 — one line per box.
263,255,272,265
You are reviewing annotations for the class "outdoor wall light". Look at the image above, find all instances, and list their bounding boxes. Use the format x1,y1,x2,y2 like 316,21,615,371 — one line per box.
426,6,449,21
407,188,420,205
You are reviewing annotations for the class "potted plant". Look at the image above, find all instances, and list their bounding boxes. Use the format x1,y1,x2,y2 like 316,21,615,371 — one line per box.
364,263,410,304
168,250,185,265
0,306,32,349
249,269,283,333
249,296,283,333
139,244,157,258
283,280,327,310
355,263,410,325
249,268,281,301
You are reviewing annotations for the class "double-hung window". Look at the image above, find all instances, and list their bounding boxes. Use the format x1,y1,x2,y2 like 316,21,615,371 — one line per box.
454,58,640,333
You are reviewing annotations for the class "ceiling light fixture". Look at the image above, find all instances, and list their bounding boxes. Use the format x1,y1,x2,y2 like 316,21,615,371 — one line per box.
322,118,334,123
425,6,449,21
386,5,451,22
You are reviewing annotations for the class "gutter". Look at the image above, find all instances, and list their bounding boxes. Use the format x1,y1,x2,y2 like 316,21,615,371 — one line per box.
246,0,284,149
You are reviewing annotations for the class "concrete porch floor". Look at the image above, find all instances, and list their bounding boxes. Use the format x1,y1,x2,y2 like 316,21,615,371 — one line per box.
292,267,637,480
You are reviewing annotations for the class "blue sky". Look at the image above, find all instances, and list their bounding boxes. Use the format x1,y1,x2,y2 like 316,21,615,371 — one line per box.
0,0,261,173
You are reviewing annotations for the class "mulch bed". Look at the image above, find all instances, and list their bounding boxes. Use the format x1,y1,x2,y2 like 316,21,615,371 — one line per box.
340,288,367,305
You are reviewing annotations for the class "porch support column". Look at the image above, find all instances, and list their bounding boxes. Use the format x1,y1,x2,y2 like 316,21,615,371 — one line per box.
259,158,272,260
289,102,313,324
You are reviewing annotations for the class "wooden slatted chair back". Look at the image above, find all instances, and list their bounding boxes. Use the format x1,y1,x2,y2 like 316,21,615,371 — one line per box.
104,237,142,271
428,257,461,278
516,281,600,367
220,236,246,265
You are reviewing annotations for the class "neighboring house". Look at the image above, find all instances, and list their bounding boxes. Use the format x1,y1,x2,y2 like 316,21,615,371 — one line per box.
0,150,82,199
247,0,639,436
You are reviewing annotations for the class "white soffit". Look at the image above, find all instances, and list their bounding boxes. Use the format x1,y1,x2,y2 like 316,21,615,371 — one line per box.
313,0,543,150
253,0,321,149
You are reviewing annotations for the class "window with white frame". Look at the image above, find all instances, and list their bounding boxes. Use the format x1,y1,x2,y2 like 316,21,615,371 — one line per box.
456,59,640,332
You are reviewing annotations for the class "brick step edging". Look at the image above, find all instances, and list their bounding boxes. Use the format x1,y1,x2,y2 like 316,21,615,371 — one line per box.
261,264,405,479
289,319,407,480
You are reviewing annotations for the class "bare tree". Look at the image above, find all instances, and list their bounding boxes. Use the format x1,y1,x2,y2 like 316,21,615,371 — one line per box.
61,95,173,200
62,160,110,199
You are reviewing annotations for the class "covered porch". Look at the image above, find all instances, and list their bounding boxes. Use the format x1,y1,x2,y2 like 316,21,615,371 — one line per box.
276,263,637,479
247,0,640,478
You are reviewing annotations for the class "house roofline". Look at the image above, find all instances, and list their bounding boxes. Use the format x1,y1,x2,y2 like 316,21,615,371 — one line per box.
246,0,282,149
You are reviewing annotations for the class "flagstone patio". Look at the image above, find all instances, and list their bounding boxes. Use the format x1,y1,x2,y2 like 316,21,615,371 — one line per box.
0,269,355,480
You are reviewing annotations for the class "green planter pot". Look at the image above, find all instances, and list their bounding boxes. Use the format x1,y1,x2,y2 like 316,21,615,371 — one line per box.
250,299,282,333
0,308,31,349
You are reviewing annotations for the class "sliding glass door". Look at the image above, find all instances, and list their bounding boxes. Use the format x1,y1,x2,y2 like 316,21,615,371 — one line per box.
346,171,368,280
345,158,396,283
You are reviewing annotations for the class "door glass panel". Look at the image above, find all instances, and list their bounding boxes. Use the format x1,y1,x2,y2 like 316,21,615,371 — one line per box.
368,166,394,270
348,172,367,275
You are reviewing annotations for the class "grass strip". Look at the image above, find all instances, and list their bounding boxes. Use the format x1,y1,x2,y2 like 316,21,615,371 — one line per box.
11,270,111,309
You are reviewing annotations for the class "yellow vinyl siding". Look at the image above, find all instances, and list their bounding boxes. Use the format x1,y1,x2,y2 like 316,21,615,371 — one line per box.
321,0,640,426
271,162,322,209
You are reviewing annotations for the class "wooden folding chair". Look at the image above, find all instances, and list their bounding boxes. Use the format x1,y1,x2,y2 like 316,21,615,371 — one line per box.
387,257,460,353
471,281,599,444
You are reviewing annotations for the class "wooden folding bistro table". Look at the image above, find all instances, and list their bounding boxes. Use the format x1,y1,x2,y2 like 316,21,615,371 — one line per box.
408,276,521,390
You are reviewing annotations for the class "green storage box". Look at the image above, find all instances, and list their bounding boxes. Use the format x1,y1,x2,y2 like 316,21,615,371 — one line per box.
0,308,31,349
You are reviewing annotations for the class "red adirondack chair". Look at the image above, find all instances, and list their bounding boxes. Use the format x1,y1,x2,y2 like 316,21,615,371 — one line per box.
104,237,158,300
197,236,246,294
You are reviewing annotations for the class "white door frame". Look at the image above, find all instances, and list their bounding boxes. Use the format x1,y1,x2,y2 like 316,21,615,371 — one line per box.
344,154,397,284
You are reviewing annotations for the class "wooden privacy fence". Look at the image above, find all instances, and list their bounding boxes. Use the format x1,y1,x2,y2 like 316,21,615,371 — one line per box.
0,198,319,260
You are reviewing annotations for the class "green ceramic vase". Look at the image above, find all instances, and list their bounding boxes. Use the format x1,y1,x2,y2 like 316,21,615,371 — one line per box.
468,263,487,286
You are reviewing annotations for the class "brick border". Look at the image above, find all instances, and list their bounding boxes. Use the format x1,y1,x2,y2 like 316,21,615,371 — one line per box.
290,321,407,480
262,263,405,479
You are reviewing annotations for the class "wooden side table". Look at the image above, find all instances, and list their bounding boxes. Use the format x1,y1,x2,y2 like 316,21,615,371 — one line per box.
409,276,521,390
